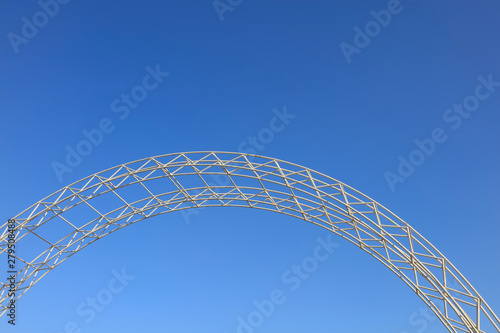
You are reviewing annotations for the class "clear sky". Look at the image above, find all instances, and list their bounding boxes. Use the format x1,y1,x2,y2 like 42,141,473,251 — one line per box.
1,0,499,332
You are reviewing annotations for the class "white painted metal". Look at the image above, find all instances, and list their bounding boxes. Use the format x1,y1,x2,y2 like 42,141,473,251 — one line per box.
0,152,498,332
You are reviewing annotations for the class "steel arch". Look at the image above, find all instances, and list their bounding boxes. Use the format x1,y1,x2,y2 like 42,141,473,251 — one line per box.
0,152,498,332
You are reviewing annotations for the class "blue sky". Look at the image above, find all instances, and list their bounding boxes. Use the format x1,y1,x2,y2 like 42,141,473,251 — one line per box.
1,0,499,332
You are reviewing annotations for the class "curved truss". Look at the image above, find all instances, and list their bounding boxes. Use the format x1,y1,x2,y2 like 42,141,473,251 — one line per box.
0,152,498,332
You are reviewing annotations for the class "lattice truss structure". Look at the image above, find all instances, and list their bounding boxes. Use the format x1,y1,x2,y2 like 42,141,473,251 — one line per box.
0,152,498,332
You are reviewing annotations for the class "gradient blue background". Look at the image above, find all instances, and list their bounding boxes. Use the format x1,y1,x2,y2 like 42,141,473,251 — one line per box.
1,0,499,332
